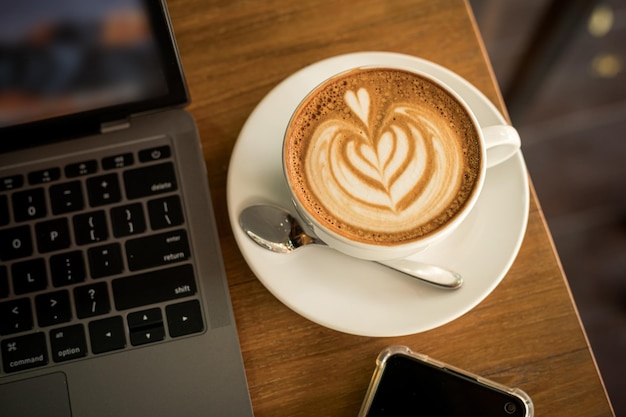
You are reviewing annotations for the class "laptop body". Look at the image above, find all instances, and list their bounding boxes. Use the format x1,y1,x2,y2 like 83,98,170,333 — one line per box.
0,1,254,416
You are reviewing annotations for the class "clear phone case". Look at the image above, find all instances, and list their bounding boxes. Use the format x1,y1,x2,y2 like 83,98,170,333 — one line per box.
358,346,534,417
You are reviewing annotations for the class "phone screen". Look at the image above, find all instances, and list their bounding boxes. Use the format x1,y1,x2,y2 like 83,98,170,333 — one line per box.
365,353,528,417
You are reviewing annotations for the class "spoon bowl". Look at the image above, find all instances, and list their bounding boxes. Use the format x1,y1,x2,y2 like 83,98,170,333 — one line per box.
239,205,463,290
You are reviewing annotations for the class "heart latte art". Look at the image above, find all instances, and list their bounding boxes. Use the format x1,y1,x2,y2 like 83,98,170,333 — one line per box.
285,68,482,246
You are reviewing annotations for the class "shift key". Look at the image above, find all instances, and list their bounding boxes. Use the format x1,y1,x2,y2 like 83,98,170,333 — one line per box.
126,229,190,271
112,264,196,310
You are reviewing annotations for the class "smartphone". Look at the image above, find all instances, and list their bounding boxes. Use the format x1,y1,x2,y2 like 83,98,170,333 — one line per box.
358,346,533,417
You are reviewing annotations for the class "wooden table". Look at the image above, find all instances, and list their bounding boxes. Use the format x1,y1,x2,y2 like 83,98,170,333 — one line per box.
167,0,615,415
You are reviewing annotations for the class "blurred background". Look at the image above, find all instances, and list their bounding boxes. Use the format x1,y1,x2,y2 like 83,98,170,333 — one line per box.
469,0,625,415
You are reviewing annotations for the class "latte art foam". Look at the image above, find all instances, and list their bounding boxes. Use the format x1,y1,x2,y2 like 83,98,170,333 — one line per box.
285,68,482,245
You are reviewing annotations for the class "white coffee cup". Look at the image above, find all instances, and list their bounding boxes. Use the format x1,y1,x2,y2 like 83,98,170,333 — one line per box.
283,65,520,261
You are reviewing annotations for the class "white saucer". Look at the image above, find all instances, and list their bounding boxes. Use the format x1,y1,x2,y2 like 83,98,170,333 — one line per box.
227,52,529,337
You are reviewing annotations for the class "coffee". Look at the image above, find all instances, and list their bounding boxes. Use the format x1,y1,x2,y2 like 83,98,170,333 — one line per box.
284,67,482,246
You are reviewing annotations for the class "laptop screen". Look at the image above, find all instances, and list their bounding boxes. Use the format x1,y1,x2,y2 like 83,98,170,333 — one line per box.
0,0,188,150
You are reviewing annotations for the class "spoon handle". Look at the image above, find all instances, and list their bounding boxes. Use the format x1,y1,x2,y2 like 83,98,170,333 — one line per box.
375,259,463,289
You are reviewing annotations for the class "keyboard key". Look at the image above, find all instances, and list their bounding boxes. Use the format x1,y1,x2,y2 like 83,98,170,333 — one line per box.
166,300,204,337
148,195,184,230
88,243,124,278
74,282,110,319
12,258,47,295
73,211,108,245
130,325,165,346
0,225,33,261
124,162,178,199
112,264,196,310
110,203,146,237
0,266,8,298
128,308,166,346
12,188,46,222
139,145,171,162
126,229,190,271
35,218,71,253
127,307,163,329
65,160,97,178
102,153,134,170
35,290,72,327
50,324,88,363
50,251,86,287
87,173,122,207
1,332,48,373
0,194,9,225
0,298,33,335
89,316,126,354
28,167,61,185
50,181,84,214
0,174,24,191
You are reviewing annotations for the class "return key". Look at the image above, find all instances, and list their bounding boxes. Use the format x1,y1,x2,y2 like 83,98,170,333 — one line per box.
126,229,190,271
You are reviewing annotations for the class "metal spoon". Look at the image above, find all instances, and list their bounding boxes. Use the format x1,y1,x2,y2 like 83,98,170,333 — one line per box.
239,205,463,289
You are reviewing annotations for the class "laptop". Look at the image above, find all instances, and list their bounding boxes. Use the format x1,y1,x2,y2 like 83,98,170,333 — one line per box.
0,1,254,416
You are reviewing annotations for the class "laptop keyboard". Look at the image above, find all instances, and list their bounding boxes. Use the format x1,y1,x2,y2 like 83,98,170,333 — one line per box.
0,142,204,375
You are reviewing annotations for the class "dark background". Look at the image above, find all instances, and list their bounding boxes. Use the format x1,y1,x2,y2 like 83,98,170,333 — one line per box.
469,1,625,415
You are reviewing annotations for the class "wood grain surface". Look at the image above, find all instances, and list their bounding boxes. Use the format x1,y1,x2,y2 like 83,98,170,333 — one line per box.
166,0,615,415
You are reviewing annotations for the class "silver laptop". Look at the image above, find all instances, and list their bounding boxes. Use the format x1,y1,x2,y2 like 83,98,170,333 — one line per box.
0,1,254,416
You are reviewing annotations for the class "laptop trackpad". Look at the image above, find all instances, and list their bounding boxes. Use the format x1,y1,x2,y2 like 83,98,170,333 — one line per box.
0,373,72,417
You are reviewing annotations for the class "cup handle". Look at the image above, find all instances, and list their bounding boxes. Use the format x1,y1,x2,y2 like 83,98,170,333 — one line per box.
481,125,521,168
